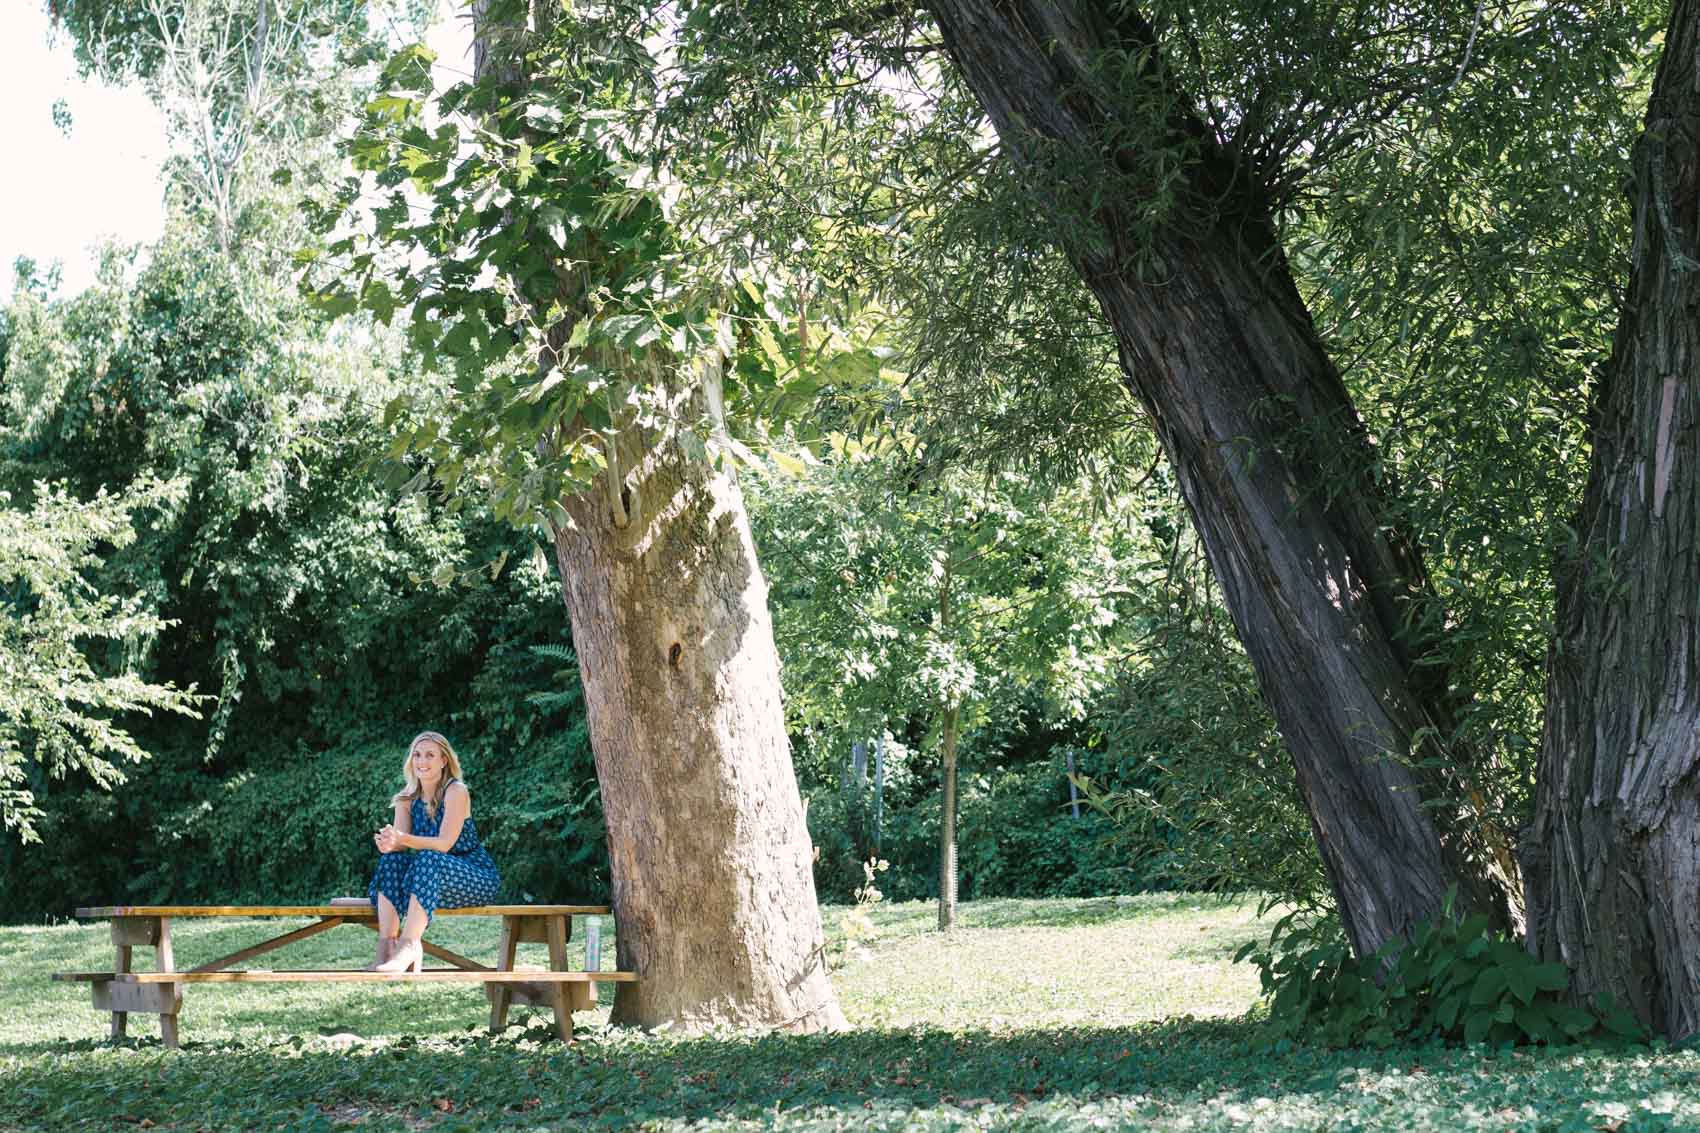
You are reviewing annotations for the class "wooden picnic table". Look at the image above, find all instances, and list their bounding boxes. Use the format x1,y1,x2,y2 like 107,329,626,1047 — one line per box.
51,904,636,1048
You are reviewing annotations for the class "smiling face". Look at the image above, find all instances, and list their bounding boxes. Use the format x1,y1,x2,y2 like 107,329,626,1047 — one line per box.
410,738,450,790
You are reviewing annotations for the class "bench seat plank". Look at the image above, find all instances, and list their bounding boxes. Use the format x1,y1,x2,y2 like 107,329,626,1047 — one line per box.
55,969,636,984
75,905,608,918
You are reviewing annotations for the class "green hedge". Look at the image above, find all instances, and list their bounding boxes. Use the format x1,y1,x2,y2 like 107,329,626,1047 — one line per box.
0,715,608,920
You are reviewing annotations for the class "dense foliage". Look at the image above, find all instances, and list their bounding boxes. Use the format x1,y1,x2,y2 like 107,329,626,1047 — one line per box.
1241,897,1647,1049
0,235,609,917
752,443,1311,905
0,473,198,842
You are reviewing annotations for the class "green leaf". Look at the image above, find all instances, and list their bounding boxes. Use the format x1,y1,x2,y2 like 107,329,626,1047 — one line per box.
1469,968,1507,1006
1506,965,1536,1006
439,320,476,357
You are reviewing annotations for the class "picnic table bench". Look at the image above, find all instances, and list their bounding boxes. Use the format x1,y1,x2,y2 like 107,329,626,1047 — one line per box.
50,903,636,1048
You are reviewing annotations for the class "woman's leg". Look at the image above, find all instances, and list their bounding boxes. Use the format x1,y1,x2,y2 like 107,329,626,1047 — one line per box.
401,895,430,944
376,852,447,972
368,852,409,966
376,893,401,939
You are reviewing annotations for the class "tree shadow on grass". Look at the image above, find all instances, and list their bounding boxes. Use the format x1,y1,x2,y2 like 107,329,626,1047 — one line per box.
0,1016,1431,1131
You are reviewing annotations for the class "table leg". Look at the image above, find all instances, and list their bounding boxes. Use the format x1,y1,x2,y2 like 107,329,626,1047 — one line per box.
487,916,520,1033
545,916,573,1043
156,918,180,1050
111,939,131,1041
566,916,593,1013
104,917,181,1048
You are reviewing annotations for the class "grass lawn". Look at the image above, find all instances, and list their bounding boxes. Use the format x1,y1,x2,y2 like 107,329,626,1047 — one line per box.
4,894,1699,1130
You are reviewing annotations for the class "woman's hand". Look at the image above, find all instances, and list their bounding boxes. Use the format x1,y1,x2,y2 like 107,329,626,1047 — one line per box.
374,825,406,854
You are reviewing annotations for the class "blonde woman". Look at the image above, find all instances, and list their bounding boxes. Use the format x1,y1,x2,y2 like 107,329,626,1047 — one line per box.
367,731,501,972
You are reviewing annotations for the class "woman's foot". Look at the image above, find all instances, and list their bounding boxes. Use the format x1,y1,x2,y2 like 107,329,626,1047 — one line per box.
373,937,423,974
364,936,398,972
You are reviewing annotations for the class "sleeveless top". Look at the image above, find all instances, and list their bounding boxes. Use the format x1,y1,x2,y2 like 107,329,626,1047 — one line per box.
410,780,498,873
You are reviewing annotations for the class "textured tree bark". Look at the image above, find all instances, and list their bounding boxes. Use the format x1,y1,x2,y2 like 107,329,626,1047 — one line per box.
938,701,960,933
936,567,959,932
1524,0,1700,1040
549,364,845,1032
474,1,843,1032
926,0,1520,959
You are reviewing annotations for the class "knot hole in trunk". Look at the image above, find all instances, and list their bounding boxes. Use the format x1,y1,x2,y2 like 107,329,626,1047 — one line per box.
668,642,682,669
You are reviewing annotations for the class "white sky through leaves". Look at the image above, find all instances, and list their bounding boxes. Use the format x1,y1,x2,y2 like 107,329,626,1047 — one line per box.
0,3,168,301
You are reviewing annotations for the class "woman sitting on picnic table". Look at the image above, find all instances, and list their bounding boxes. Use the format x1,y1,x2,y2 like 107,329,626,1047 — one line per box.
367,731,501,973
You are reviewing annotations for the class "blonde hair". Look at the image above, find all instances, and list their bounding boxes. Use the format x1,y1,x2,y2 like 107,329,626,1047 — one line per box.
390,731,466,820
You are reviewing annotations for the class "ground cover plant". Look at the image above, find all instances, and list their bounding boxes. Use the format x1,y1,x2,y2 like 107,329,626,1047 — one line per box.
6,896,1698,1132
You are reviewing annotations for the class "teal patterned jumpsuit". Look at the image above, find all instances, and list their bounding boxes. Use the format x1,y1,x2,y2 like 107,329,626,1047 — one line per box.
368,781,500,921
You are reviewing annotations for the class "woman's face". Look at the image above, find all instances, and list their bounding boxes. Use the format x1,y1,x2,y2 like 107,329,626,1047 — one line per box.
411,740,449,787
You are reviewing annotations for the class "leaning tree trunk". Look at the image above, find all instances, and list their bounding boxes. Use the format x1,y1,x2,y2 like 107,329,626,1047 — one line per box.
474,2,843,1032
549,361,845,1031
926,0,1520,960
1524,0,1700,1040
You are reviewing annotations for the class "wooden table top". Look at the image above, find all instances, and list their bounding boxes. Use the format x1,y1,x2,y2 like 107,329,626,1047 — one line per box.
75,905,609,918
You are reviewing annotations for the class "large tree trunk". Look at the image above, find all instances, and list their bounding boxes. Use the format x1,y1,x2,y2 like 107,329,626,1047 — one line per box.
1524,0,1700,1040
474,2,843,1032
549,363,845,1031
926,0,1519,959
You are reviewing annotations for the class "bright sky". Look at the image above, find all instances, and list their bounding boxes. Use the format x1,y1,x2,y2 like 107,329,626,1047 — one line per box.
0,4,168,301
0,3,473,304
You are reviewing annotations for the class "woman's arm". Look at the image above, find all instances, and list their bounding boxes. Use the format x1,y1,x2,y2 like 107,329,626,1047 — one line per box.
374,800,415,854
398,784,469,853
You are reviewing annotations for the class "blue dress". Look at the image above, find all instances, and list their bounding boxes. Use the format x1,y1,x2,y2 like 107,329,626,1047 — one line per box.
368,781,500,922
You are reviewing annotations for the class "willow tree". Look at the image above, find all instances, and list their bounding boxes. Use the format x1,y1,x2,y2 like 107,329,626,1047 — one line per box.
923,0,1700,1038
1523,0,1700,1039
315,3,842,1030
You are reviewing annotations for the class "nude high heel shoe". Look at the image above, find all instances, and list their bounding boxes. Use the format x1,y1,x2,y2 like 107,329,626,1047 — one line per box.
374,938,423,974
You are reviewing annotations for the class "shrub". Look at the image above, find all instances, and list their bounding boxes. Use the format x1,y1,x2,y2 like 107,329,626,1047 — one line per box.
1240,893,1646,1048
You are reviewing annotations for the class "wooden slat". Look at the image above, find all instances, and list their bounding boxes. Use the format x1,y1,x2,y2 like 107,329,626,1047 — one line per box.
94,981,180,1015
111,918,160,946
75,905,608,918
55,968,636,984
497,981,553,1008
190,917,345,974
